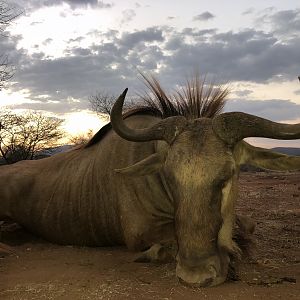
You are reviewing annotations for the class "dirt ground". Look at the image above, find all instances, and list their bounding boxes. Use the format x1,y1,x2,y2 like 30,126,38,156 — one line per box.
0,171,299,300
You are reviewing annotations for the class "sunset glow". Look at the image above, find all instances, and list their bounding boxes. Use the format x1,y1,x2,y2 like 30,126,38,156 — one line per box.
0,0,299,147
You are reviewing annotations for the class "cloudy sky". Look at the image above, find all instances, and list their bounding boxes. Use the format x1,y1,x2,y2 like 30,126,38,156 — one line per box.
1,0,300,147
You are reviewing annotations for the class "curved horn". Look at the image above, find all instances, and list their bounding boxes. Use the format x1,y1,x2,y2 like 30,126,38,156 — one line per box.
110,88,187,143
213,112,300,145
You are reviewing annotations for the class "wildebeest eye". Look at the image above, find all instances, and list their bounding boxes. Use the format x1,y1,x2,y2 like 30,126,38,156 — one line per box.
213,177,228,190
210,180,227,207
220,179,228,189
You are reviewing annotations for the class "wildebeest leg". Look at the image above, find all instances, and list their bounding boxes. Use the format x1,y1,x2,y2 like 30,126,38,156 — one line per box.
134,242,177,263
132,222,177,264
121,215,177,263
120,196,175,251
0,221,13,257
233,214,255,256
0,242,14,257
236,215,255,234
134,216,255,264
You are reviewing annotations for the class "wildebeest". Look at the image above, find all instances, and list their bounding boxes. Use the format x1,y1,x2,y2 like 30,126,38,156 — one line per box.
0,76,299,287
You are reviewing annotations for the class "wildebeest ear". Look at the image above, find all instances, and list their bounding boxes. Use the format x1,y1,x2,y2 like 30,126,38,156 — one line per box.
114,153,166,176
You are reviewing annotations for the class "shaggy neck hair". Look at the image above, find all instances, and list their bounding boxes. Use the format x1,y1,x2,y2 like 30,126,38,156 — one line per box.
85,74,229,148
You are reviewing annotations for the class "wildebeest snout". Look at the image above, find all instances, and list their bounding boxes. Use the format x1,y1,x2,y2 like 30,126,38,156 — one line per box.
176,253,228,287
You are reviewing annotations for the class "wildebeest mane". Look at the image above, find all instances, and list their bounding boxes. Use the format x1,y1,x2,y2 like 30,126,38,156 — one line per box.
138,73,229,119
85,74,229,148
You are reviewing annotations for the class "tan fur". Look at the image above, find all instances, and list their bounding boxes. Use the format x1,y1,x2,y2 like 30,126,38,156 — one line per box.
218,177,241,256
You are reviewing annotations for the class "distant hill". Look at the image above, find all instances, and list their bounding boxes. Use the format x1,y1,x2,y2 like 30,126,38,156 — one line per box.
37,145,74,156
271,147,300,156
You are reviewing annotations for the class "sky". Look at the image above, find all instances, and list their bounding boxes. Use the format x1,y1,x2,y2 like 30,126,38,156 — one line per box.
1,0,300,148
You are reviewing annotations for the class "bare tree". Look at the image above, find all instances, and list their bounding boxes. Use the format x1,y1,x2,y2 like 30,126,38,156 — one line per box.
89,90,135,117
69,129,94,146
0,110,65,164
89,91,116,116
0,55,13,90
0,1,23,90
0,1,21,32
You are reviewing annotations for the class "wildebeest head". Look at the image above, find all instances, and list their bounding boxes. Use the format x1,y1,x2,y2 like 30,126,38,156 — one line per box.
111,88,300,287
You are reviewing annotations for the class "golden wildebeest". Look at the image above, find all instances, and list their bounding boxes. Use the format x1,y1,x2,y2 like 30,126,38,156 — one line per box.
1,76,299,287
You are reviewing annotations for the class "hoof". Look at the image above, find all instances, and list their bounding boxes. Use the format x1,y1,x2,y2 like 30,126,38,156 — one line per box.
134,254,151,263
0,242,14,257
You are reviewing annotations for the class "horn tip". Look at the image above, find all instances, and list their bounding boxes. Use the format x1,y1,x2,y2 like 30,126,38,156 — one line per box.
122,88,128,96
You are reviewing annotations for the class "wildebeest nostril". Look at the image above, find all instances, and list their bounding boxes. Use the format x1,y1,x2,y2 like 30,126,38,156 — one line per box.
201,277,214,287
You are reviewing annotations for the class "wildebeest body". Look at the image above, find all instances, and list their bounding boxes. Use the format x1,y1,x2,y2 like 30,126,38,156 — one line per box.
1,78,300,287
1,114,174,248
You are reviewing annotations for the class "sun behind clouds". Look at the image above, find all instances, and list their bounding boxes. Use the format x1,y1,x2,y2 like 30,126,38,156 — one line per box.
63,110,105,138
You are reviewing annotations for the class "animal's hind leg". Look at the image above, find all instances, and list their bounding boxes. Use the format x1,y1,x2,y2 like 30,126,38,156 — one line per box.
236,215,255,234
0,242,14,257
233,215,256,257
0,221,15,257
134,242,177,263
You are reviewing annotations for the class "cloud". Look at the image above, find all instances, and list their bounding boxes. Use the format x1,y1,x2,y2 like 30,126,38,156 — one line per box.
234,89,253,97
13,0,113,11
42,38,53,45
10,97,89,114
67,36,85,43
6,24,300,93
255,8,300,38
242,8,255,15
68,0,112,8
6,28,164,105
225,99,300,122
64,47,92,56
0,33,26,67
193,11,215,22
3,8,300,116
120,9,136,25
162,28,300,83
119,27,164,48
14,55,129,101
269,9,300,36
